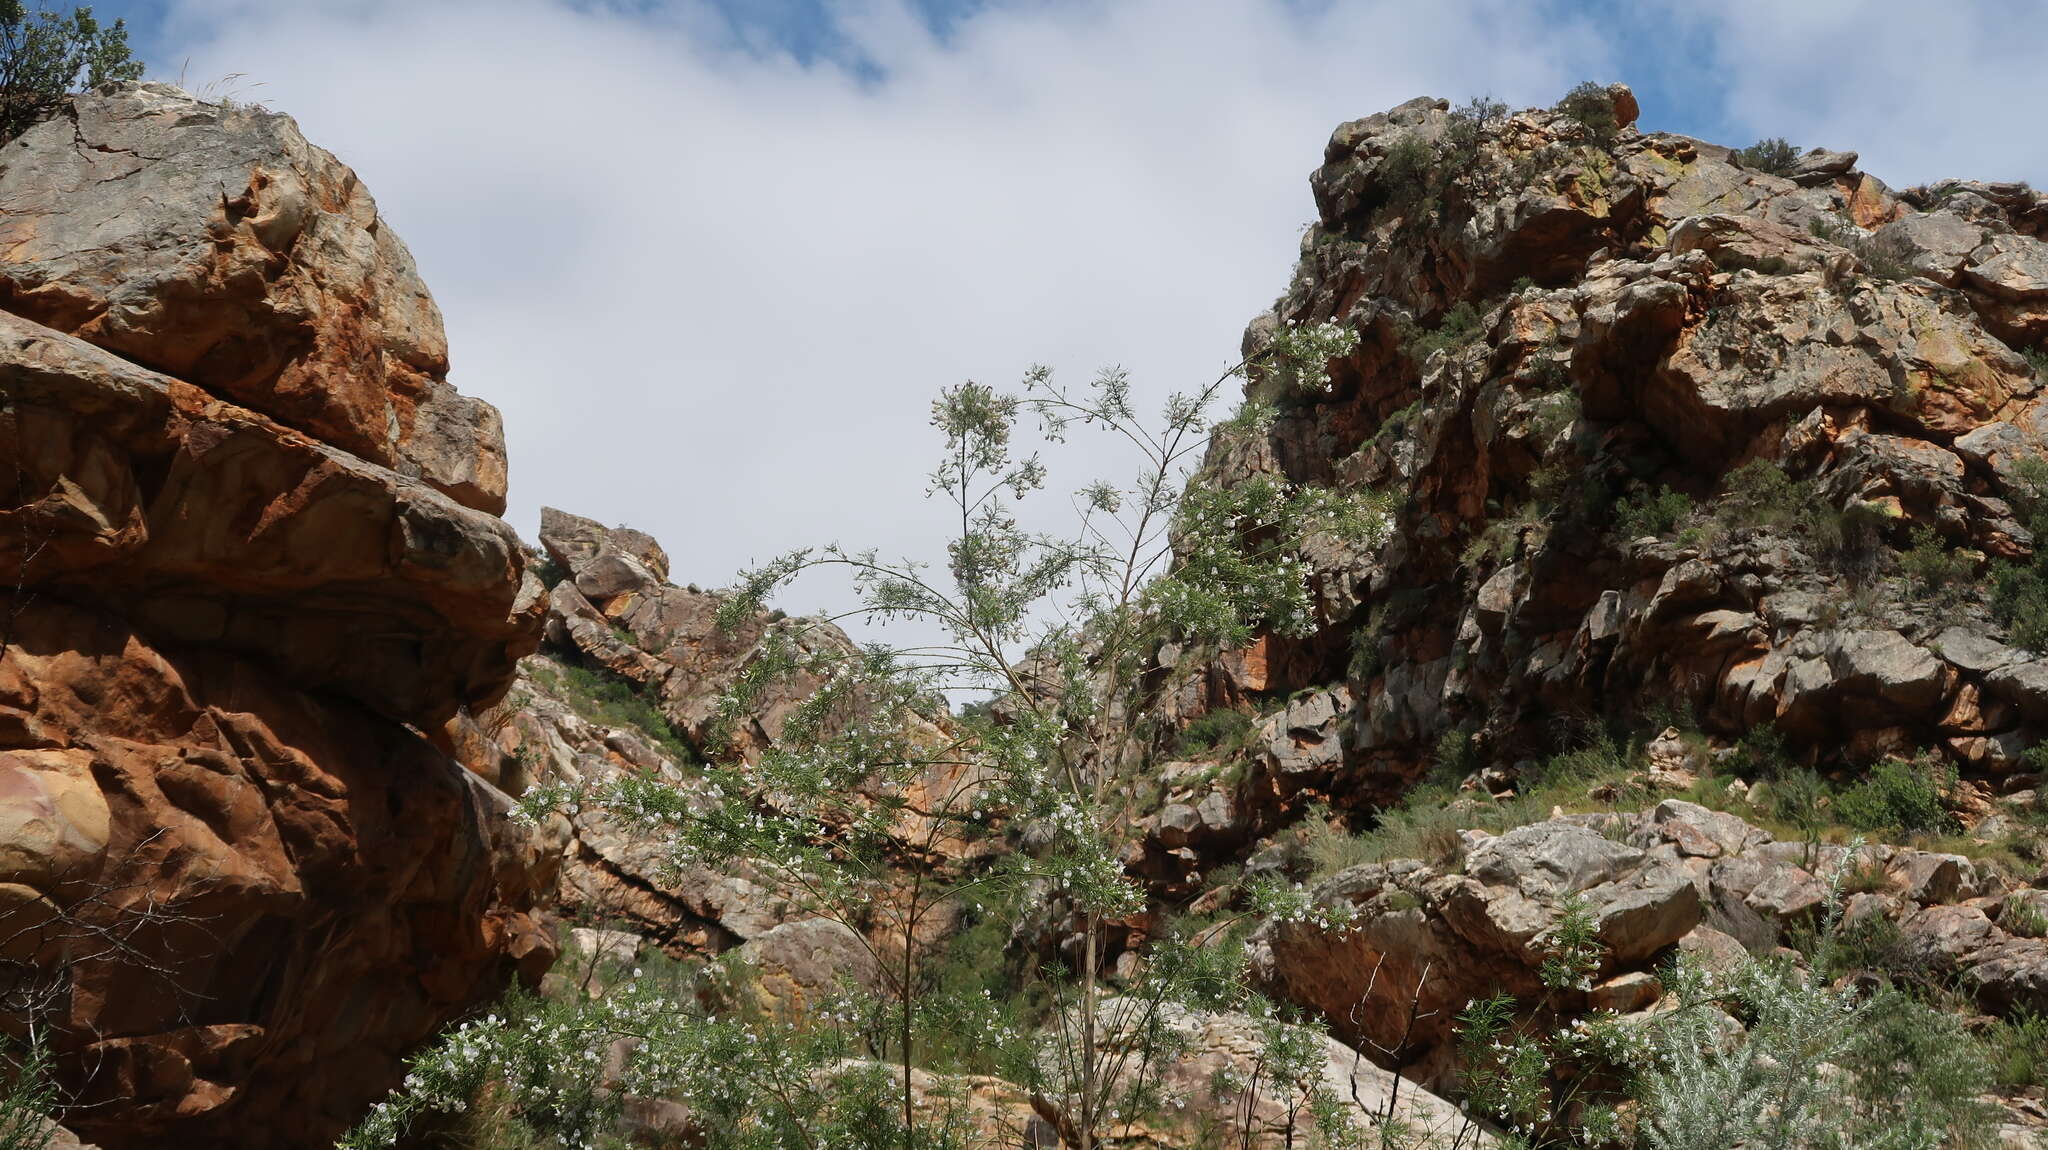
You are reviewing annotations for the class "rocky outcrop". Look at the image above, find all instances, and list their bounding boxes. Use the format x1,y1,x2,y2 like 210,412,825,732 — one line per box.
1054,1001,1488,1149
0,85,548,1148
0,83,507,513
1147,84,2048,827
0,311,539,728
452,510,977,964
485,643,802,953
533,506,858,755
1251,801,2047,1088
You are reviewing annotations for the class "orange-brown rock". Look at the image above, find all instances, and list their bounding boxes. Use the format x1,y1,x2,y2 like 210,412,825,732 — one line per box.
0,310,540,728
0,84,550,1149
479,513,976,965
535,507,862,755
0,598,555,1149
0,84,507,514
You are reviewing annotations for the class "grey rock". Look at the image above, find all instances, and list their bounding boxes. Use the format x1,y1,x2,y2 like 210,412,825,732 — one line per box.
1784,147,1859,186
1966,233,2048,301
1986,659,2048,720
1874,212,1987,285
1823,629,1949,710
1464,821,1646,897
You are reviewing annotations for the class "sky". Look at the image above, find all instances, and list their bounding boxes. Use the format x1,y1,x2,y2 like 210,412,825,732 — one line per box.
68,0,2048,635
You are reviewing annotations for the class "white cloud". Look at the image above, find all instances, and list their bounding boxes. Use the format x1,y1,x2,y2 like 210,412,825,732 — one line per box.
151,0,2046,643
1642,0,2048,189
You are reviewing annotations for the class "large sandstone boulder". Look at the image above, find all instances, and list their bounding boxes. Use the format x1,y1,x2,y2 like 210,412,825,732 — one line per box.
0,84,507,513
0,599,554,1149
1043,1001,1489,1149
0,86,551,1148
0,310,541,727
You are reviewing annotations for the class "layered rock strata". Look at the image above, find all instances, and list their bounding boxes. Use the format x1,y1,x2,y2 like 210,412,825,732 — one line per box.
0,85,548,1149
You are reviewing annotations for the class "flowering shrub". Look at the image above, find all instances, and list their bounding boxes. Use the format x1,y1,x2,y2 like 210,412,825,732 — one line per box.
350,323,1387,1150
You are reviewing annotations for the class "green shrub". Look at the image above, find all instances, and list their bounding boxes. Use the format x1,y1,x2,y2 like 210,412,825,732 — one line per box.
2002,893,2048,939
1310,790,1467,875
1402,299,1483,363
1985,1008,2048,1088
1437,98,1494,166
1717,459,1805,530
1433,724,1479,781
1367,400,1420,449
2024,345,2048,384
1174,707,1255,758
1899,524,1974,600
1552,80,1618,142
1613,484,1695,541
1736,137,1800,175
1807,215,1921,283
1794,911,1920,984
1526,390,1579,445
1838,992,1998,1142
536,660,697,767
1377,96,1509,227
1459,501,1542,569
1377,131,1436,217
1345,617,1383,681
1729,723,1788,781
1852,227,1916,282
1634,885,1996,1150
1833,756,1958,836
1712,460,1886,573
0,2,143,142
1994,558,2048,650
1764,765,1834,835
1991,455,2048,650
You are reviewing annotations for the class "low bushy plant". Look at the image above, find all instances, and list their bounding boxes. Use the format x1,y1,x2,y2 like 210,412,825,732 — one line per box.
1990,456,2048,650
1763,765,1834,835
1712,460,1885,574
1402,299,1483,363
1377,131,1436,217
2024,345,2048,384
1612,484,1695,542
1833,755,1958,836
1985,1008,2047,1089
1553,80,1619,143
1736,137,1800,175
1174,707,1255,759
1899,524,1974,600
1717,459,1805,530
1629,860,1995,1150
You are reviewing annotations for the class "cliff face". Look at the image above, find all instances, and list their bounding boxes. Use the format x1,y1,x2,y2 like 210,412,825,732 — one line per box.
1110,85,2048,1142
1143,86,2048,822
0,85,550,1148
450,508,978,964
